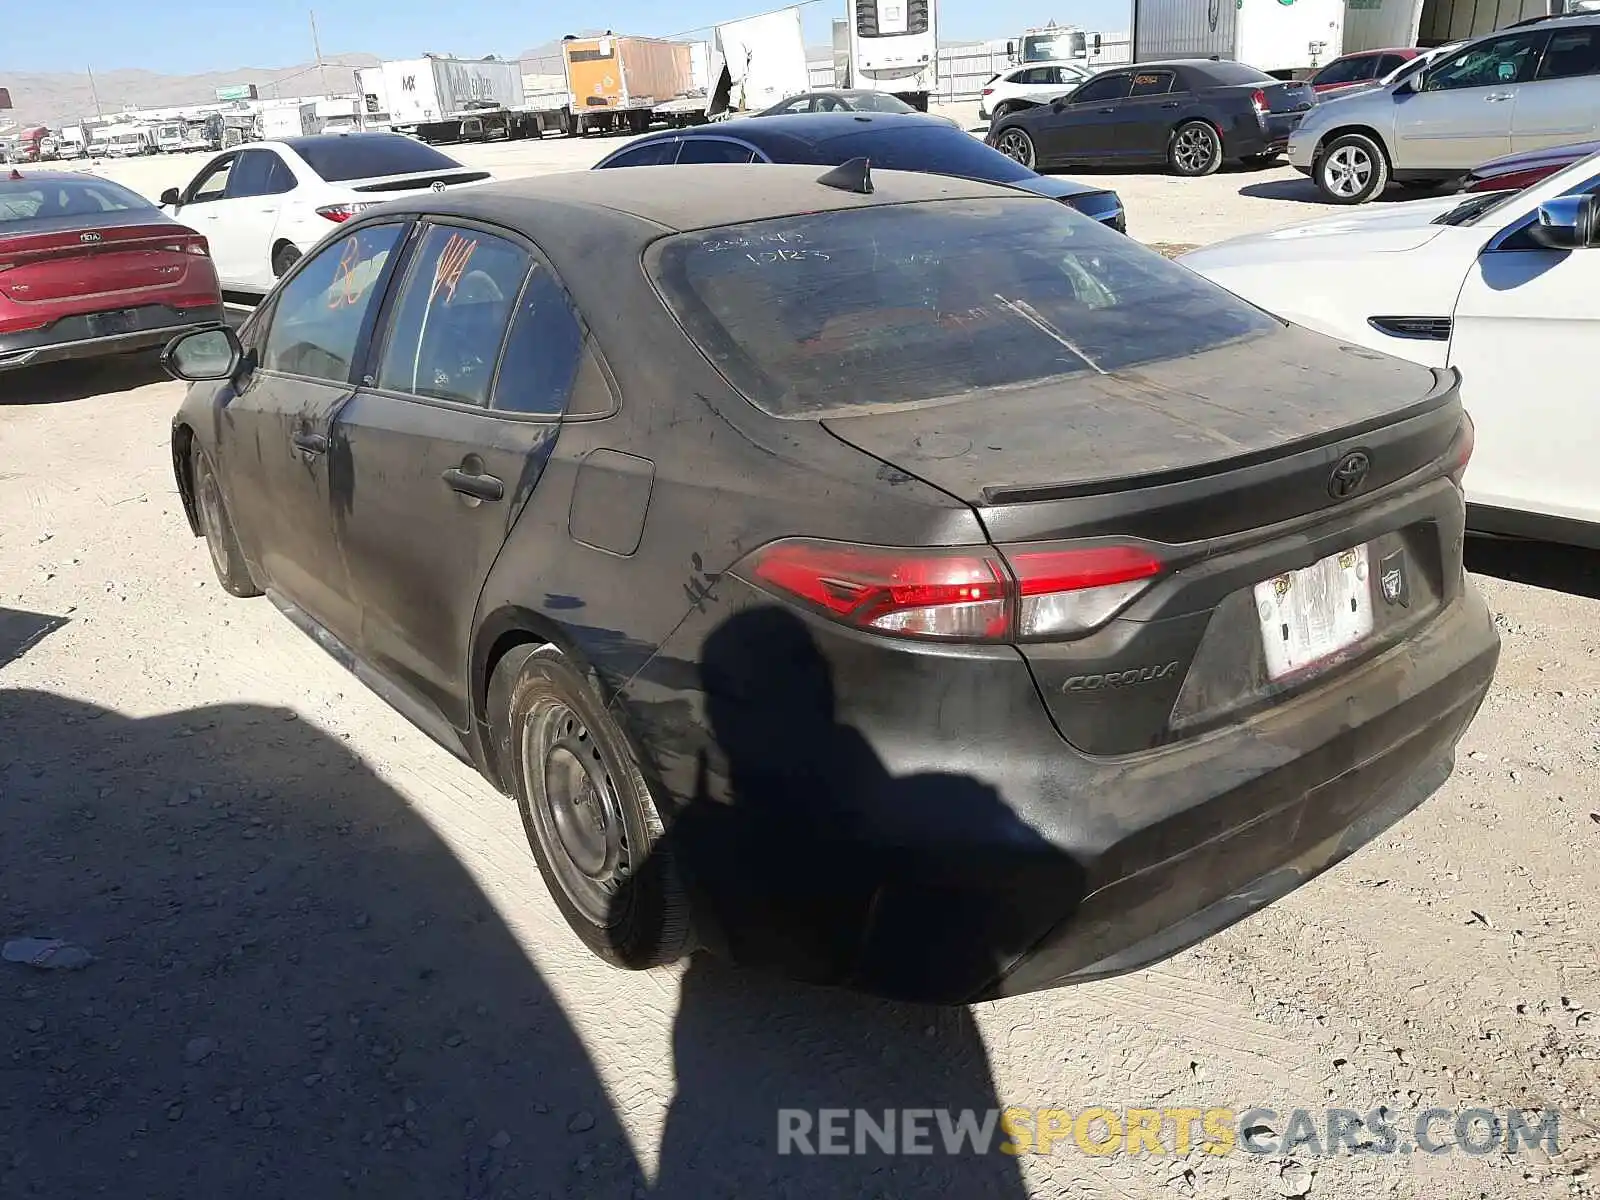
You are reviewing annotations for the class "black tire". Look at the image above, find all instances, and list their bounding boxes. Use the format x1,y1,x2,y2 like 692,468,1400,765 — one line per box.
993,127,1036,170
990,101,1019,121
1168,120,1222,177
271,243,301,279
491,643,693,970
190,443,261,598
1314,132,1390,204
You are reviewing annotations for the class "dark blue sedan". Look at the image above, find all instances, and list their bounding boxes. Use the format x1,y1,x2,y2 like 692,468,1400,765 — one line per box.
592,112,1127,233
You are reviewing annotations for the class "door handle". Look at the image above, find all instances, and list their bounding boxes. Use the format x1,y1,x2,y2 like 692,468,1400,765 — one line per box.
1485,93,1513,102
292,430,328,455
1160,101,1180,108
1098,106,1116,113
442,467,504,502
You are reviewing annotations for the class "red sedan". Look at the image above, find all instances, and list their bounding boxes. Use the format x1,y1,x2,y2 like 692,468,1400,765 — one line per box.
1308,47,1420,96
1,169,224,372
1461,139,1600,193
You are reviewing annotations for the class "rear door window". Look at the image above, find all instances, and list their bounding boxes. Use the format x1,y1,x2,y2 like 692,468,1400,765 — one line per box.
1129,70,1176,97
227,150,296,199
1535,27,1600,80
676,138,758,164
492,264,586,417
375,224,531,406
600,140,680,168
648,198,1278,418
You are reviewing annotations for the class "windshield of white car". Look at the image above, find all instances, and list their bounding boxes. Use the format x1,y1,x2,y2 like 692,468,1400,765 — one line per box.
1432,189,1524,227
292,136,464,182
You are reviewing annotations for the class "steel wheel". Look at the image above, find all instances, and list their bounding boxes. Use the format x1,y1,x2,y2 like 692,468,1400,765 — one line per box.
1169,122,1221,177
197,471,231,581
189,443,261,597
995,129,1036,169
521,697,634,925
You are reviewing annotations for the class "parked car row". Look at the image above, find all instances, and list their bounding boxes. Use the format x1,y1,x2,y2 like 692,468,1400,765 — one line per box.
1293,13,1600,203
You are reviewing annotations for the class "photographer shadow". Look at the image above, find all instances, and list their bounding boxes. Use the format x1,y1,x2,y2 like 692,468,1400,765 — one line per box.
627,605,1088,1198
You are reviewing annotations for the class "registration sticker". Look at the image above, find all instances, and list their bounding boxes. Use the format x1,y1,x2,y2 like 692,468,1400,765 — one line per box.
1255,544,1374,681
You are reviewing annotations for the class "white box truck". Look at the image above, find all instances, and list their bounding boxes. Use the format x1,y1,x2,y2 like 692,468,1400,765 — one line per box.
381,55,526,141
1342,0,1587,54
1133,0,1345,76
715,8,811,113
259,102,320,140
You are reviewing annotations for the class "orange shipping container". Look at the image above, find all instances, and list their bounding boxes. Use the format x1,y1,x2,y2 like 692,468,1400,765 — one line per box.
563,35,695,111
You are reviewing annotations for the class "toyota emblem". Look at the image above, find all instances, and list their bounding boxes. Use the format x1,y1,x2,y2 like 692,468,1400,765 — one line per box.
1328,450,1371,500
431,180,447,193
79,231,102,243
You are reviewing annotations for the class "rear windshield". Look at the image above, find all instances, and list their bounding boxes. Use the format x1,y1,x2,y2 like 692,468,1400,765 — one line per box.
820,126,1035,184
650,198,1279,418
0,177,155,224
1192,61,1276,86
292,136,464,182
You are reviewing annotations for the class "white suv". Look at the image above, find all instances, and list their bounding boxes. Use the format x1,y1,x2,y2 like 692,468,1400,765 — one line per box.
979,61,1093,122
1289,13,1600,203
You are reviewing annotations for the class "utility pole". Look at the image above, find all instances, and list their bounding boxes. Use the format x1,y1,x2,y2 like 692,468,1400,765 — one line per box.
310,9,330,97
86,64,103,117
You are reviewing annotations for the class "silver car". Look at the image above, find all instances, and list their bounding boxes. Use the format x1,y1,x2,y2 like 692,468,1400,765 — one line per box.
1288,14,1600,203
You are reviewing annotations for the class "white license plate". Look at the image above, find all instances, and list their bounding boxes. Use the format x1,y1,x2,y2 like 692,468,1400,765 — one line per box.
1254,544,1373,681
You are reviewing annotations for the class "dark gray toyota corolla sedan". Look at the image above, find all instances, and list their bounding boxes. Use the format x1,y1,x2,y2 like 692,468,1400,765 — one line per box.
161,163,1499,1004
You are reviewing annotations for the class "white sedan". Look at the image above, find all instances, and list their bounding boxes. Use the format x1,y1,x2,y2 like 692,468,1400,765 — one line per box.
1180,150,1600,547
160,132,491,295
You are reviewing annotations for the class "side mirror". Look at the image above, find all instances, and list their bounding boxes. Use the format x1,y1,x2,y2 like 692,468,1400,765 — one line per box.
160,187,181,206
1393,74,1419,95
161,325,242,382
1527,194,1600,251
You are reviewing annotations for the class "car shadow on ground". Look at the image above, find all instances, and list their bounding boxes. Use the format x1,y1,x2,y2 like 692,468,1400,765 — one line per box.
1,353,169,406
1466,534,1600,602
1238,177,1455,205
1,619,1040,1196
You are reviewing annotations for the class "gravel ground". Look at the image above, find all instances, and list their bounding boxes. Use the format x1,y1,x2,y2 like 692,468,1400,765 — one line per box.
3,125,1599,1199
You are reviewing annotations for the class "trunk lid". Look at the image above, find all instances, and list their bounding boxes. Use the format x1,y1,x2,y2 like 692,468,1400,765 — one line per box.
823,325,1468,756
1259,79,1316,114
346,168,491,194
0,215,204,303
821,324,1457,544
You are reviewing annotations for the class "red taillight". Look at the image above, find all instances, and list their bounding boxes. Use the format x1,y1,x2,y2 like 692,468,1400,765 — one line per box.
981,87,994,96
1007,545,1164,639
1251,88,1269,118
316,203,380,223
738,537,1164,642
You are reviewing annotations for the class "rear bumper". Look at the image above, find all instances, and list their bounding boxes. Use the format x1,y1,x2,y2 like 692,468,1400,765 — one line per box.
0,302,225,370
642,578,1497,1004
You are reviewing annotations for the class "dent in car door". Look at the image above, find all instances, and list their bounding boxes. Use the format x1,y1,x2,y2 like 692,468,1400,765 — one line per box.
225,220,408,646
331,223,593,731
1397,31,1548,170
1448,181,1600,529
1509,26,1600,152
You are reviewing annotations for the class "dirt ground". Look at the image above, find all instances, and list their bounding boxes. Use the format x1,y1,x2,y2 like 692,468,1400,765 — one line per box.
3,127,1599,1199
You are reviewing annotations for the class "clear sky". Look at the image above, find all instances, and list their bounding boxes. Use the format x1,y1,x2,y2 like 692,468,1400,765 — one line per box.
2,0,1132,75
